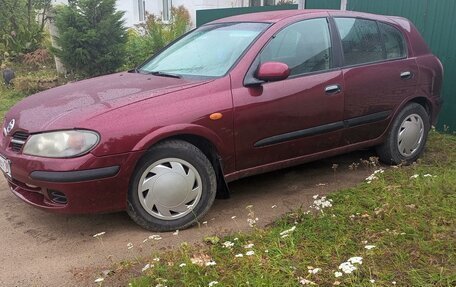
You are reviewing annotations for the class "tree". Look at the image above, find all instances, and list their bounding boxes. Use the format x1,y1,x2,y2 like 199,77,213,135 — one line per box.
53,0,127,77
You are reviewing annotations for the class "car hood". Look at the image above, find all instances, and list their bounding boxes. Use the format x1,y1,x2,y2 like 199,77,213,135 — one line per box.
5,72,210,133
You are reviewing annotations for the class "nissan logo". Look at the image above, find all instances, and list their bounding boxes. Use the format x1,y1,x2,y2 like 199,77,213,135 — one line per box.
4,119,15,135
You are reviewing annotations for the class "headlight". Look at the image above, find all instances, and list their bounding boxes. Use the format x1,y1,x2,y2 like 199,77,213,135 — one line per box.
23,130,99,158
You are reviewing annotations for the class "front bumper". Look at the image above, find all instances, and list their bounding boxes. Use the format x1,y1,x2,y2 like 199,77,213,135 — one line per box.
0,144,143,214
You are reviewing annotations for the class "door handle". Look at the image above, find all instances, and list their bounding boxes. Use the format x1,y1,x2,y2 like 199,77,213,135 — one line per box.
400,71,413,79
325,84,341,94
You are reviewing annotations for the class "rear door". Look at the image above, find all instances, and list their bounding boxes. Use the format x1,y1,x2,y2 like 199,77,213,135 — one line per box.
232,18,345,170
332,16,419,145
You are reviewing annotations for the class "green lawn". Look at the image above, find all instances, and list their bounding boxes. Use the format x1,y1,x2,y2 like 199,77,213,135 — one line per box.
0,85,26,119
0,66,65,119
124,132,455,287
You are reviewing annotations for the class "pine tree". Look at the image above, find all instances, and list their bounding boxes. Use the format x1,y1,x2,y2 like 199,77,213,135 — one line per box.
53,0,126,77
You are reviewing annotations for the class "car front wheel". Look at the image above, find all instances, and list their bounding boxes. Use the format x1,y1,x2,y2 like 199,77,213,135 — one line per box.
376,103,430,165
127,140,217,231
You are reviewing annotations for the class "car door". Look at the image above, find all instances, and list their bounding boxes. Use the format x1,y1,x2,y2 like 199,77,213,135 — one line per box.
231,17,345,171
332,16,419,145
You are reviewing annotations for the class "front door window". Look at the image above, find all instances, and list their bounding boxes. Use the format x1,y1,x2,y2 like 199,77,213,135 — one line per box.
259,18,332,76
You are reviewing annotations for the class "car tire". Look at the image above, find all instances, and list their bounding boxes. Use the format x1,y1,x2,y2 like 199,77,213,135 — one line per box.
376,103,430,165
127,140,217,231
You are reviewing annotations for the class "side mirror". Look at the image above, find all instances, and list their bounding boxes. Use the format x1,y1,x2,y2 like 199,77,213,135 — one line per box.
256,62,290,82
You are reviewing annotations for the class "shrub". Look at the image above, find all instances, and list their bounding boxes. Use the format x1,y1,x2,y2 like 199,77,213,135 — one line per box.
123,6,191,69
53,0,127,77
277,0,296,4
13,73,59,94
0,0,52,62
123,29,153,69
22,48,51,69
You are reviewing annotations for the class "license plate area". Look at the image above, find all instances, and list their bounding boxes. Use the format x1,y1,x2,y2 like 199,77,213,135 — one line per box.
0,155,11,177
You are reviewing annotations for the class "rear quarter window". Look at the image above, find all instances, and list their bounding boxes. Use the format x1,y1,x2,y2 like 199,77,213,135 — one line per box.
378,22,407,59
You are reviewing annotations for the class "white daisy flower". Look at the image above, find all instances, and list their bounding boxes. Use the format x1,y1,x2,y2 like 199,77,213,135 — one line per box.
308,267,321,274
348,257,363,264
205,260,217,266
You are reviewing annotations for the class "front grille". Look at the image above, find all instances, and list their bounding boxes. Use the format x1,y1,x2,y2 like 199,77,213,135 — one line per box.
10,131,29,152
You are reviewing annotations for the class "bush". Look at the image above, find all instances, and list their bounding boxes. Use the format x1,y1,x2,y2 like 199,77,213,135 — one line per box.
123,29,153,69
0,0,52,63
123,6,191,69
53,0,127,77
13,73,59,94
22,48,51,69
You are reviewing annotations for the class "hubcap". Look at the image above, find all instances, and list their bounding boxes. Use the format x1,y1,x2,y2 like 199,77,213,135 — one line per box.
137,158,202,220
397,114,424,157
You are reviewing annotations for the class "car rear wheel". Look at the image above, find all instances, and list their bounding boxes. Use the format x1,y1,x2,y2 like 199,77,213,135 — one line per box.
127,140,217,231
376,103,430,165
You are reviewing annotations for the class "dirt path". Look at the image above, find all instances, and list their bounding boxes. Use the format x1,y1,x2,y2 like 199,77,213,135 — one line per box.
0,150,376,287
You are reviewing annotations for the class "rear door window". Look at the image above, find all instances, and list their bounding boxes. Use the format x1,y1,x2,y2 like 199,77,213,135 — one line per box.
335,18,384,66
378,22,406,59
259,18,332,76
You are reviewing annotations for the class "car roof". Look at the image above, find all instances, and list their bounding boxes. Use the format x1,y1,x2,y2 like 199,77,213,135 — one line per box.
209,9,400,24
210,9,328,24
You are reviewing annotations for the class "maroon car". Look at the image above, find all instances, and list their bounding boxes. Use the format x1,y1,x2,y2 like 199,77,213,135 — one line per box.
0,10,443,231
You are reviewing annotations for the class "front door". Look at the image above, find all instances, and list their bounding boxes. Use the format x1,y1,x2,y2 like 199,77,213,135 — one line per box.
232,18,345,171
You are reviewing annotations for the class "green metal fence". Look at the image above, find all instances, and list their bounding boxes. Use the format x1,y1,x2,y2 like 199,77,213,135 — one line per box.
196,4,298,27
305,0,341,9
346,0,456,131
195,1,455,131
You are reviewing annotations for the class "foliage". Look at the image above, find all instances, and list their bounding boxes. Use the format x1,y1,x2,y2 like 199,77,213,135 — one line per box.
123,29,153,70
22,48,51,68
276,0,296,5
13,74,59,94
0,0,52,62
52,0,127,77
123,132,455,287
0,65,68,118
123,6,191,69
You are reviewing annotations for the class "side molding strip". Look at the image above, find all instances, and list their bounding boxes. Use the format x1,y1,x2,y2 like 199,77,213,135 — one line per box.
254,110,391,148
344,111,391,128
254,122,344,147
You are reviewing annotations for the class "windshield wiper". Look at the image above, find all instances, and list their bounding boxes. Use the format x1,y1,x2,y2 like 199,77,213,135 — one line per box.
147,71,182,79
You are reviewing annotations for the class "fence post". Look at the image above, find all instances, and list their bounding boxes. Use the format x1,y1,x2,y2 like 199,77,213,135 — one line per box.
341,0,347,10
298,0,306,9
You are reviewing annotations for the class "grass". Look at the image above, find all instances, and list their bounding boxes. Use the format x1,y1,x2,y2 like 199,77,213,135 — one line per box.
121,132,455,287
0,64,68,119
0,84,26,119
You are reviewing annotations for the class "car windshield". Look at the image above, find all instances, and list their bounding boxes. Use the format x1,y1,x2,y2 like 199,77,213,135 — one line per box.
139,22,269,78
